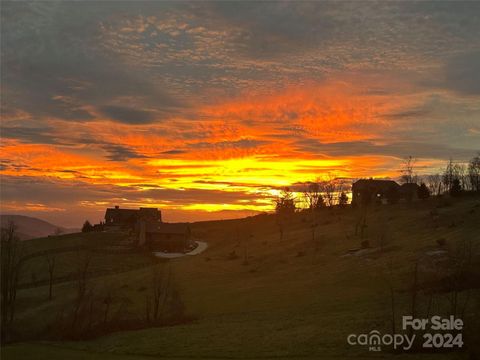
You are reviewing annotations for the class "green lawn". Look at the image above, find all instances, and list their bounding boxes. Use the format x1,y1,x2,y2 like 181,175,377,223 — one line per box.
2,197,480,359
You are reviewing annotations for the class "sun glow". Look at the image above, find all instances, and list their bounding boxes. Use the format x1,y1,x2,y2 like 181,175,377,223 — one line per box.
1,78,449,224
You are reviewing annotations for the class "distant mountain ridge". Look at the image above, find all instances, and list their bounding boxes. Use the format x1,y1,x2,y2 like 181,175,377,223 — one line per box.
0,215,79,240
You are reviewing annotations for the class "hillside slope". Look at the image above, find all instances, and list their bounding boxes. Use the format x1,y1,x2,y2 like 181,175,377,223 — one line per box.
0,214,79,240
2,197,480,359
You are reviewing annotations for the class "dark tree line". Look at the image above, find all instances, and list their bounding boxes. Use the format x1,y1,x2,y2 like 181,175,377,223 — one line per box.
401,153,480,198
1,222,23,342
82,220,105,233
439,155,480,195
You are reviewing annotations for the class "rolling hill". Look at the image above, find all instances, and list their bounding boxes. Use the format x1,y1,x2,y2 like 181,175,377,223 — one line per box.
0,215,79,240
1,196,480,359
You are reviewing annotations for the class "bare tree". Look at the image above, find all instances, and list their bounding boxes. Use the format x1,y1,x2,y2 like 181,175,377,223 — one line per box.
45,254,56,300
457,163,467,191
355,188,371,241
443,158,464,192
102,288,113,325
72,250,91,327
275,187,296,214
425,174,443,196
302,181,324,210
384,259,397,334
302,181,325,250
400,156,418,184
468,153,480,192
322,176,338,208
150,263,171,323
1,222,23,342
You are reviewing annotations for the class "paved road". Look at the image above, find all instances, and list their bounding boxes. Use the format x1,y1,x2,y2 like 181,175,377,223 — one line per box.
153,241,208,259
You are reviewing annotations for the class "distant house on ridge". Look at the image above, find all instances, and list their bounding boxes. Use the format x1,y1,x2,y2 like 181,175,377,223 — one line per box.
103,206,192,252
352,179,419,205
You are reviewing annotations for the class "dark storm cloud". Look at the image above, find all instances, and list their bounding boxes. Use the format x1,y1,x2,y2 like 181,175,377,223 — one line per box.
294,138,476,161
101,144,147,162
98,106,156,125
1,124,148,162
161,150,187,155
1,126,58,145
187,138,269,150
0,176,118,205
0,160,42,173
0,175,260,206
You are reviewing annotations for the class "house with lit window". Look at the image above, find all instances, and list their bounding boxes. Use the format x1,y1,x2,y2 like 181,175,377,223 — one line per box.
103,206,191,252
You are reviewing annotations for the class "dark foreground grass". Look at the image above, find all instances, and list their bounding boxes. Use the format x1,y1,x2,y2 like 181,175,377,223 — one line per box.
2,197,480,359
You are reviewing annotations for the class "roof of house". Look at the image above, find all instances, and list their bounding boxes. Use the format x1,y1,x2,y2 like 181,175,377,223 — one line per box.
138,207,160,216
105,206,160,223
352,179,400,189
105,208,138,221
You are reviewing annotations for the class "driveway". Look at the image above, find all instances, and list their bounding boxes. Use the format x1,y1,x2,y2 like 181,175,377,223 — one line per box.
153,241,208,259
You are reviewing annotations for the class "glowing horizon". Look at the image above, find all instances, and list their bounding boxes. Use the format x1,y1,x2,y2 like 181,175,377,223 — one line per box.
1,2,479,227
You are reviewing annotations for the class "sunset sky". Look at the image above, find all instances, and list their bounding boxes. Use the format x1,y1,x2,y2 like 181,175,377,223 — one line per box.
1,1,480,227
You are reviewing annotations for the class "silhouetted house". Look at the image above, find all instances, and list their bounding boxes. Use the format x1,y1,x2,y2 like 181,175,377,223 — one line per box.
352,179,400,205
92,222,105,232
104,206,162,231
137,221,191,252
352,179,421,205
103,206,192,252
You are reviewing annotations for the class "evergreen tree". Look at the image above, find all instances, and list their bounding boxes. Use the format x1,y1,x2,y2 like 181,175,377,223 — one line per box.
82,220,93,233
338,192,349,206
449,179,462,197
417,183,430,200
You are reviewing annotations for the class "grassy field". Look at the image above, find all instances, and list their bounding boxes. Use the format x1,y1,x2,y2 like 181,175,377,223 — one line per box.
2,196,480,359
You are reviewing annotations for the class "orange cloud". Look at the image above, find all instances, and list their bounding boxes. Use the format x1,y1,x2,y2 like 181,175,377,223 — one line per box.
0,78,456,224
